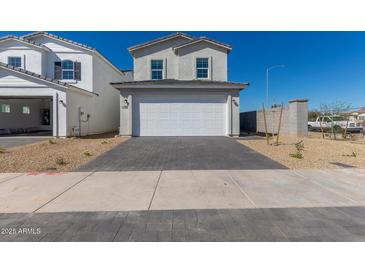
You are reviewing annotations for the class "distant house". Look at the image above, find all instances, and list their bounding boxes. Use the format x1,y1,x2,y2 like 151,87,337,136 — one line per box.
0,32,131,137
349,107,365,121
112,32,248,137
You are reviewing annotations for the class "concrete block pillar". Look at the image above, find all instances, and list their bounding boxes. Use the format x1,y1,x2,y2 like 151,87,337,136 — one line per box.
119,92,133,136
288,99,308,137
230,91,240,137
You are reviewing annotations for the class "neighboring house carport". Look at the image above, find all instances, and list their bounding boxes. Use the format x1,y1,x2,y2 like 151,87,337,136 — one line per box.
112,80,247,137
0,63,95,137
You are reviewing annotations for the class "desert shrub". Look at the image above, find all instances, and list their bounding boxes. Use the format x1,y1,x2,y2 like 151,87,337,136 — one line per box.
84,151,92,157
342,152,357,157
55,157,67,165
49,139,57,144
290,140,304,159
290,151,304,159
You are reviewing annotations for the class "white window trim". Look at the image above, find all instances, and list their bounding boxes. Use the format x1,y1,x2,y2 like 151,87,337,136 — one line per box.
195,57,210,80
8,56,22,68
151,59,164,80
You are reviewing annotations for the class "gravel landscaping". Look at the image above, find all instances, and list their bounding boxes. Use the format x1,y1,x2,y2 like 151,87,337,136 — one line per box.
0,133,127,173
238,133,365,169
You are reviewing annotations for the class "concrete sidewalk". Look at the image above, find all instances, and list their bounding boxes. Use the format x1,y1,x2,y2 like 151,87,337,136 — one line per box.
0,169,364,213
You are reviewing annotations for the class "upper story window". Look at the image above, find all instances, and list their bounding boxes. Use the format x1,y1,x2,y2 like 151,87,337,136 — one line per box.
61,60,74,80
151,60,163,80
54,60,81,81
8,57,22,68
196,58,209,79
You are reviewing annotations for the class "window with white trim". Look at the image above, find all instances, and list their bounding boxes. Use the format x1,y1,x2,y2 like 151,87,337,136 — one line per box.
1,104,10,113
8,57,21,68
151,60,163,80
196,58,209,79
61,60,74,80
22,106,30,114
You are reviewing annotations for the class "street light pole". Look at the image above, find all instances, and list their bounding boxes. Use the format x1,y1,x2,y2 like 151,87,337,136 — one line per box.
266,65,285,109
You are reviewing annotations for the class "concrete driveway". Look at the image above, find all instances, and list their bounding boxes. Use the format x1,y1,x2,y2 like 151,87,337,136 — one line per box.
77,137,286,171
0,137,48,149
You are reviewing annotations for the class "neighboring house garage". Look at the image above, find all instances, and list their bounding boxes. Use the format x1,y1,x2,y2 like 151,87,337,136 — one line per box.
0,97,52,136
0,62,96,137
112,80,247,137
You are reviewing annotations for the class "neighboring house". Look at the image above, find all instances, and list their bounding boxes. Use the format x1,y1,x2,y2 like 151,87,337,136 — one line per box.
0,32,131,137
112,32,248,137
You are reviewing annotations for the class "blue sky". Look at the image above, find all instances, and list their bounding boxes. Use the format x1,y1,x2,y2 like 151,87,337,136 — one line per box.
1,31,365,111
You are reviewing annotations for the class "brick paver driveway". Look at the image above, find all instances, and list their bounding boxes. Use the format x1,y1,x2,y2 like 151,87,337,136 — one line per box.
77,137,286,171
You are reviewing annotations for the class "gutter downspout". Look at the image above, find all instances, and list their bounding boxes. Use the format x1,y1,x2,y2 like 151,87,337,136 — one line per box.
231,94,233,136
55,93,59,137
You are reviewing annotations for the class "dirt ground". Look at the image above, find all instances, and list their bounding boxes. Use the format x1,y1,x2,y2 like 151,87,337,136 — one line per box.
238,132,365,169
0,133,128,172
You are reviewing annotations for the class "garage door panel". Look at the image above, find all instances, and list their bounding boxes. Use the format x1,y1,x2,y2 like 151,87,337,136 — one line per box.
133,94,227,136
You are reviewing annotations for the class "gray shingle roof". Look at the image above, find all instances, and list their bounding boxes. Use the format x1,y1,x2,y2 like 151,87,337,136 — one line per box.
0,35,51,51
0,62,95,95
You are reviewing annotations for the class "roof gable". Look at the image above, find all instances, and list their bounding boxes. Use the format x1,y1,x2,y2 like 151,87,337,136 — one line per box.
173,38,232,53
128,32,194,53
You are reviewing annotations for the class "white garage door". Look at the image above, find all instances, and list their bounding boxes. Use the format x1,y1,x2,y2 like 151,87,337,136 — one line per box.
133,94,227,136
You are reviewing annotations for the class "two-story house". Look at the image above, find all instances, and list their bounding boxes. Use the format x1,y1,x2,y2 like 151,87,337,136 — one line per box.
0,32,131,137
112,32,248,137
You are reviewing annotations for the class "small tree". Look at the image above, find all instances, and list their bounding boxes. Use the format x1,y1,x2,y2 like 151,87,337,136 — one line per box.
319,101,351,140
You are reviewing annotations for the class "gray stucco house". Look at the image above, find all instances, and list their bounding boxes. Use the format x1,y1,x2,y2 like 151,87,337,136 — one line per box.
112,32,248,137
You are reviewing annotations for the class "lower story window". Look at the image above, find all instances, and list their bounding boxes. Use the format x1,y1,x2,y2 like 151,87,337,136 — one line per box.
1,104,10,113
22,106,30,114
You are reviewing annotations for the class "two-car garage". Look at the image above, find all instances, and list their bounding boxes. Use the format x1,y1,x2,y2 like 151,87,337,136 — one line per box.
114,80,246,137
132,94,227,136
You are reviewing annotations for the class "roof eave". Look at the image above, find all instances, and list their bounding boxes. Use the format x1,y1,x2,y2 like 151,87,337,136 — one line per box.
111,82,248,91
